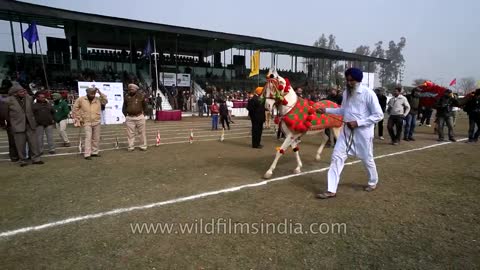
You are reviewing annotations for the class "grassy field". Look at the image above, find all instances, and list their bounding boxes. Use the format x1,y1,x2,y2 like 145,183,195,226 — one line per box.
0,116,479,269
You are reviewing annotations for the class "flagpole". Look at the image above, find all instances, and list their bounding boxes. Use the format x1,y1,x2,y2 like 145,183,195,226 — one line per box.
9,20,18,72
38,41,49,89
153,35,159,93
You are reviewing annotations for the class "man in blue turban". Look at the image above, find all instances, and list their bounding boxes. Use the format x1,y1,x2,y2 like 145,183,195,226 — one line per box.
316,68,384,199
345,67,363,84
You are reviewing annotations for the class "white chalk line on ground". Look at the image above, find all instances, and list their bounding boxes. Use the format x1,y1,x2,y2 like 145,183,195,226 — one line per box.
0,138,466,239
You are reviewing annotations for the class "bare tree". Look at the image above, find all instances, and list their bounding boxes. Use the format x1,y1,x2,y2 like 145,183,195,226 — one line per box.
412,78,429,86
458,77,476,94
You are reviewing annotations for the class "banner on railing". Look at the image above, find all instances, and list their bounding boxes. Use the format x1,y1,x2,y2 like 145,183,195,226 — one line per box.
159,73,191,87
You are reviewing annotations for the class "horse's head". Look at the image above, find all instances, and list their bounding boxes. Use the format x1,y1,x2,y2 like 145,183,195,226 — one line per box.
262,69,292,112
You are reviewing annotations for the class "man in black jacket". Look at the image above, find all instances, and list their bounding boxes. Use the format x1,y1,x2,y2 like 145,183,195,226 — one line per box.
247,88,265,148
33,92,56,154
404,88,421,141
326,88,343,105
375,88,387,140
435,89,459,142
464,88,480,143
205,94,212,117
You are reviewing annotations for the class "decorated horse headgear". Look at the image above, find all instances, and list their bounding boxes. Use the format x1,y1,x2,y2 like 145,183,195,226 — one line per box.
264,69,292,106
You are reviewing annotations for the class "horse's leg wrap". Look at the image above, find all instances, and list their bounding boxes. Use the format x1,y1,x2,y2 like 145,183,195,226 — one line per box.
264,136,293,179
291,138,303,173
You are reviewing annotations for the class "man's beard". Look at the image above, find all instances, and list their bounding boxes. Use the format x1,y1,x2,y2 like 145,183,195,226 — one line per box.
129,92,136,96
87,96,94,101
346,84,356,94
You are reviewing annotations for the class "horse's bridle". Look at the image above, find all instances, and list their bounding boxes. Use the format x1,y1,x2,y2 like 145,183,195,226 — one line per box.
263,78,281,101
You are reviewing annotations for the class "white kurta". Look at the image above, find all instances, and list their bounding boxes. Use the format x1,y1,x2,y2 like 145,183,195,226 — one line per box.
325,85,384,193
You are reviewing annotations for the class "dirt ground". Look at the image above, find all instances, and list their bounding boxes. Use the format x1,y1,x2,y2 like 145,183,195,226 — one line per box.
0,116,479,269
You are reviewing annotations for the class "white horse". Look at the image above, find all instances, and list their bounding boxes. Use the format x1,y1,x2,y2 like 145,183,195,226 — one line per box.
262,70,342,179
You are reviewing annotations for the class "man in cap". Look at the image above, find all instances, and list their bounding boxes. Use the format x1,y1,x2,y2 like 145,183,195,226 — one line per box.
73,87,108,160
5,83,44,166
316,68,384,199
52,92,71,147
247,87,266,148
123,84,148,151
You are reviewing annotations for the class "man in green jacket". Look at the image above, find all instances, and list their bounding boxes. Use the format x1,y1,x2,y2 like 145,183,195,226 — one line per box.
52,93,71,147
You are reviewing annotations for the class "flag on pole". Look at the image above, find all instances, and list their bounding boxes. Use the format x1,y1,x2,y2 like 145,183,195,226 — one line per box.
249,50,260,77
449,78,456,86
189,129,194,144
156,130,161,146
220,128,225,142
23,21,39,49
477,80,480,88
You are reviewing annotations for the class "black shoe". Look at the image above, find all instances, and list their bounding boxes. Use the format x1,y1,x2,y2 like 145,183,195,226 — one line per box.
19,162,29,167
253,145,264,149
437,138,445,142
85,156,92,160
403,138,409,141
449,138,457,142
91,154,101,157
10,158,19,162
32,161,44,165
48,151,56,155
408,137,415,141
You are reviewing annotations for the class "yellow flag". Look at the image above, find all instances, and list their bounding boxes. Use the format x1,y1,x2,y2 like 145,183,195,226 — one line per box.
249,50,260,77
477,80,480,88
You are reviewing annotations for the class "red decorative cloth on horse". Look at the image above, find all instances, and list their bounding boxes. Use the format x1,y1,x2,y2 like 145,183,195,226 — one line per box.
275,99,343,133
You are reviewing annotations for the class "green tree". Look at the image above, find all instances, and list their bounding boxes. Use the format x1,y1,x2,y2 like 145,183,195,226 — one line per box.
381,37,407,86
312,34,342,86
370,41,385,74
353,45,375,72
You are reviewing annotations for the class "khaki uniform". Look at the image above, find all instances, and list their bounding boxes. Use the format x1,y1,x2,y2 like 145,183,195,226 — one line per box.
73,94,108,157
123,93,148,150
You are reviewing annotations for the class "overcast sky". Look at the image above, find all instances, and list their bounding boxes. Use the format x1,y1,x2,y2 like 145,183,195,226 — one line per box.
1,0,478,86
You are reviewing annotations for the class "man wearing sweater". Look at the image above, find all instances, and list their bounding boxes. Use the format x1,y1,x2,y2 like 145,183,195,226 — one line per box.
387,87,410,145
52,93,71,147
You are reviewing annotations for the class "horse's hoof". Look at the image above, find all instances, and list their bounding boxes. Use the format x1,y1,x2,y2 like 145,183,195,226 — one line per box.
293,168,301,174
263,172,273,179
315,155,321,161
